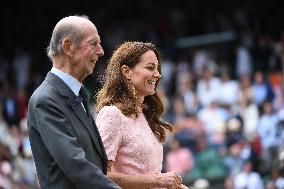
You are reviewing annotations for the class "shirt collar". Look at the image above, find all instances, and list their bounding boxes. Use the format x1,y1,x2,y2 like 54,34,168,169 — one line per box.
51,67,81,96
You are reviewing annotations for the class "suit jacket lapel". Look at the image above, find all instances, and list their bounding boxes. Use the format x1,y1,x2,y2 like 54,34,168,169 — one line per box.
45,72,103,159
68,99,103,158
90,118,108,169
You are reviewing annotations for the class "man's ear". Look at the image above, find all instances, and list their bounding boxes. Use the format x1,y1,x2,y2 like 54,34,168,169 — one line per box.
121,65,132,80
61,38,74,57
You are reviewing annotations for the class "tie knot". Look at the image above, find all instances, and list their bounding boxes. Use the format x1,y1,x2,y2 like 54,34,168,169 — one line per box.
79,87,89,105
79,87,88,98
75,96,84,104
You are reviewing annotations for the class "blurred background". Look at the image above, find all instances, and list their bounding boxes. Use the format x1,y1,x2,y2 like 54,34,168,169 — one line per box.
1,0,284,188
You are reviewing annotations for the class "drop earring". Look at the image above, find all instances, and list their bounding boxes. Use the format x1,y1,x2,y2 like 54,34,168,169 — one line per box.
128,80,137,101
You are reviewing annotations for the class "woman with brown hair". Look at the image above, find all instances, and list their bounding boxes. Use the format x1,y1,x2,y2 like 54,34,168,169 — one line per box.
96,41,189,189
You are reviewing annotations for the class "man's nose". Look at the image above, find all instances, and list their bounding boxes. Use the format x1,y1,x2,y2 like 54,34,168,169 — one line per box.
97,44,104,57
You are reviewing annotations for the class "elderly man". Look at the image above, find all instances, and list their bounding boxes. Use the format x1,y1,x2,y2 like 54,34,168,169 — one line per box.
27,15,121,189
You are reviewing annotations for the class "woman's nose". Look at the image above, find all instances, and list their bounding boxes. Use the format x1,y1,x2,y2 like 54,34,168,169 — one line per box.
154,70,161,78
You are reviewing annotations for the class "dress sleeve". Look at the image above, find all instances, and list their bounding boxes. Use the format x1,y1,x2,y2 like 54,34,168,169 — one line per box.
96,106,123,161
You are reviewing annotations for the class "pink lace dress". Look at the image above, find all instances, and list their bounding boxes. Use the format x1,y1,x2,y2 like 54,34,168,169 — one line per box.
96,105,163,175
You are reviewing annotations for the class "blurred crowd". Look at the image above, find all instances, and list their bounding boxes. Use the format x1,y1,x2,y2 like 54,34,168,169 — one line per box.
161,41,284,189
1,0,284,188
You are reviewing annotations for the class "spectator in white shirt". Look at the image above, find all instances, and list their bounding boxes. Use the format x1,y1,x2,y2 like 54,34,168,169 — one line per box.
234,160,264,189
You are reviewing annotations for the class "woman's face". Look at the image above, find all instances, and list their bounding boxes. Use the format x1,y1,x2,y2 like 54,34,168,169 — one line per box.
128,50,161,98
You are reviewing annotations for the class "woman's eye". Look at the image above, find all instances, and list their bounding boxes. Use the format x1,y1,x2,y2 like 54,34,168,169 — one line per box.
146,66,154,71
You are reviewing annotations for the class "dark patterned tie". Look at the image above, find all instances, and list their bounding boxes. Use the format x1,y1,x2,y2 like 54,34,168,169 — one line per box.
79,86,90,117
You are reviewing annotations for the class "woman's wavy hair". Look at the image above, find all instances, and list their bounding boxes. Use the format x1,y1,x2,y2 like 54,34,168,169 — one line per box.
96,41,172,142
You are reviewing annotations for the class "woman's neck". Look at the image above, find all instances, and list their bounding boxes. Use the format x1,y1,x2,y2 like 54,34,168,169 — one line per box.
136,96,144,109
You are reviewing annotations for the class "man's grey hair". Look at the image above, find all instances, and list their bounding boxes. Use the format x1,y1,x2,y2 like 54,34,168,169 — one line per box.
46,15,90,60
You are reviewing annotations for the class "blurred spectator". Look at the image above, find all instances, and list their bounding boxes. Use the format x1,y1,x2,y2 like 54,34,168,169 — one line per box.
173,96,186,122
1,83,19,127
271,79,284,111
198,102,229,147
277,109,284,152
193,50,210,78
265,181,276,189
236,74,261,141
269,69,282,89
251,71,275,108
225,117,243,148
238,96,259,141
175,113,205,152
237,74,254,107
12,45,31,91
165,138,194,177
272,34,284,79
223,139,245,177
234,160,264,189
224,176,234,189
275,168,284,189
235,44,253,79
275,151,284,189
217,70,239,106
0,103,10,145
239,139,260,172
17,113,37,187
0,160,12,189
16,90,28,120
186,136,227,182
193,178,210,189
174,127,197,152
6,125,22,157
257,101,279,169
176,72,198,114
159,57,175,97
196,65,221,107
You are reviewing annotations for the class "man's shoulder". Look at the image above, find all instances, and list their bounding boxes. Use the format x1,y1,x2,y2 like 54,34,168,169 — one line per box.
30,80,58,104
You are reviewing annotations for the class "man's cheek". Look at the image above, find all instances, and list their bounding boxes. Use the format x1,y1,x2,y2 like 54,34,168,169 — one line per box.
84,49,93,57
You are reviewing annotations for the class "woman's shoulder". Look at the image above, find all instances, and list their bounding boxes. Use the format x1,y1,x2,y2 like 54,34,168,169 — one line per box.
97,105,124,118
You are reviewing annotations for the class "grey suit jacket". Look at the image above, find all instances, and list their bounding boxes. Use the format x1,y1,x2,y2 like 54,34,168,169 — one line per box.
27,72,121,189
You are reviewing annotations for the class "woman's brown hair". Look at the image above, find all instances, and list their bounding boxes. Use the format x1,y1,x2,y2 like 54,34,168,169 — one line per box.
96,41,172,142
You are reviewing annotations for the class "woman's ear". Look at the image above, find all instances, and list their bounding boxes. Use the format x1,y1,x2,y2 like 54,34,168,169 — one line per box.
121,65,132,79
